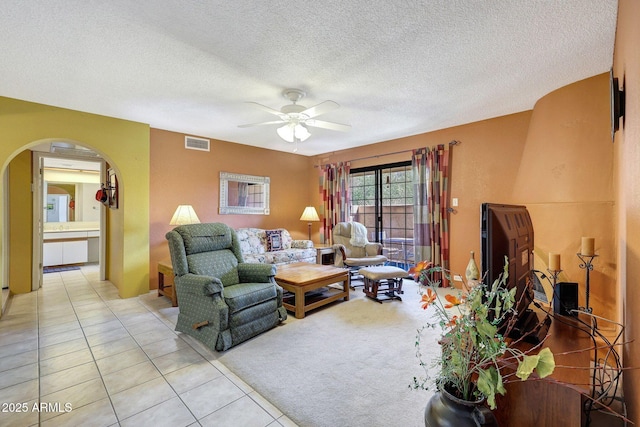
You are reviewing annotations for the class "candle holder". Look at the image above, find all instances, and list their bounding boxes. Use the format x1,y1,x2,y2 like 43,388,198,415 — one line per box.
545,268,562,289
532,268,562,308
577,253,598,313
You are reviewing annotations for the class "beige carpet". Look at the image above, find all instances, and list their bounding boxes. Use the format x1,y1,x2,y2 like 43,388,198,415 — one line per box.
218,279,442,427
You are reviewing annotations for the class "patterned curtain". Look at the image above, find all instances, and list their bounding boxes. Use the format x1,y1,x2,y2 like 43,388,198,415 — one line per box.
320,162,350,244
412,144,452,286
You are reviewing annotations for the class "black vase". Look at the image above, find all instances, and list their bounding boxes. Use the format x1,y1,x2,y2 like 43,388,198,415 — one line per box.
424,387,498,427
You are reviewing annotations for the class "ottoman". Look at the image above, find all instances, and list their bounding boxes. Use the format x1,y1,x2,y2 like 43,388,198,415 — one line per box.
360,266,407,303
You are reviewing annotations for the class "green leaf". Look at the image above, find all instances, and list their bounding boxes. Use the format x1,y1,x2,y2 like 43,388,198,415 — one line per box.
476,367,505,410
516,348,556,380
516,354,539,380
475,319,497,339
449,349,464,372
495,370,506,395
468,292,481,310
502,256,510,279
475,304,488,320
476,369,494,409
494,298,502,318
536,348,556,378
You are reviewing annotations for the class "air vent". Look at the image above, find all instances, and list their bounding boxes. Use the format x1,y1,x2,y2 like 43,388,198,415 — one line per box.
185,136,210,152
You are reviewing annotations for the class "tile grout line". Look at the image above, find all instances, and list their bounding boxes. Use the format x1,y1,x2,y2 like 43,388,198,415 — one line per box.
63,269,155,425
34,270,131,424
14,267,286,426
0,289,38,426
130,287,289,425
134,292,254,424
77,269,205,425
56,271,121,425
134,289,282,425
36,276,41,427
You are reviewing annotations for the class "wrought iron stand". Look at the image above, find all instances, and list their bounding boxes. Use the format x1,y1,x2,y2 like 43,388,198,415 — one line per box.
576,253,598,314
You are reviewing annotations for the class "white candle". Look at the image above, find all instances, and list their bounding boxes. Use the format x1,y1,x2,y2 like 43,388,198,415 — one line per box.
581,237,595,256
549,253,561,271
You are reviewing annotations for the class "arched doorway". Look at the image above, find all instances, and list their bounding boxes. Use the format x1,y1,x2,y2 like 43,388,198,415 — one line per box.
31,141,108,291
0,95,150,315
0,140,109,300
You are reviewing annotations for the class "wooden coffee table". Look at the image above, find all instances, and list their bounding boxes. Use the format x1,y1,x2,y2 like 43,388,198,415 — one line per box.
275,262,350,319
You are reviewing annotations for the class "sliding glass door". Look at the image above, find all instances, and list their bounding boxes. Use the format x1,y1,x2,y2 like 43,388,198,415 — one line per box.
349,162,414,269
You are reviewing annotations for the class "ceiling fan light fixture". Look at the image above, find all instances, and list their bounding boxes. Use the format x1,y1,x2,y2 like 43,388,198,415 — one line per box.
240,88,348,150
277,123,311,143
296,124,311,141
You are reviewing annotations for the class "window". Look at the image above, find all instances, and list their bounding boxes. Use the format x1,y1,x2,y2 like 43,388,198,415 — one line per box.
350,162,414,269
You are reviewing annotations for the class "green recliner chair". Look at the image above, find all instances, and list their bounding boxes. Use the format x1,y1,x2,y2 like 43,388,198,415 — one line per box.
166,223,287,351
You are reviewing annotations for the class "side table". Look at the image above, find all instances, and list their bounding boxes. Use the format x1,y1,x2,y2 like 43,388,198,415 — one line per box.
158,260,178,307
314,244,335,265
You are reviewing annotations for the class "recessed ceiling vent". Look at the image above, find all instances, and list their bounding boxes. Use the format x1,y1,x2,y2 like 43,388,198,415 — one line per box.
185,136,210,152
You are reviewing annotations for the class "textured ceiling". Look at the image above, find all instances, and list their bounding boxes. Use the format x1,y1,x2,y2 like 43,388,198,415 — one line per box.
0,1,618,156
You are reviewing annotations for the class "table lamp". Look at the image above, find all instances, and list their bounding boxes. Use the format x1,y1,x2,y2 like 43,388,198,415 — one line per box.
170,205,201,225
300,206,320,240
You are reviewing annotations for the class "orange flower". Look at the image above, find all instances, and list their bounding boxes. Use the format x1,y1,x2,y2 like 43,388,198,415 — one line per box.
409,260,433,280
445,315,459,328
444,294,463,309
421,288,437,309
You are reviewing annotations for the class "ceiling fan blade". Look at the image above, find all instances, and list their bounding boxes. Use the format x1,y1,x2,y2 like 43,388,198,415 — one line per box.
300,100,339,118
238,120,287,128
246,102,287,119
305,119,351,132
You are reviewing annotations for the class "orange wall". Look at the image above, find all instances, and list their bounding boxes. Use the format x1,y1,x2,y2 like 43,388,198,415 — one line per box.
310,111,533,278
310,75,615,320
147,60,636,419
517,73,616,321
149,128,313,287
614,0,640,422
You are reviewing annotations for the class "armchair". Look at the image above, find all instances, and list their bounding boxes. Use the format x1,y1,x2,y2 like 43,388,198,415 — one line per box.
166,223,287,351
332,222,387,280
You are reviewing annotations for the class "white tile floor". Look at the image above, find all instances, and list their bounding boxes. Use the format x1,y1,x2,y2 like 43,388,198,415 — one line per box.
0,265,298,427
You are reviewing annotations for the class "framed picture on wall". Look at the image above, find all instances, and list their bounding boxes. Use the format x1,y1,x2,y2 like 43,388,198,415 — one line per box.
107,168,118,209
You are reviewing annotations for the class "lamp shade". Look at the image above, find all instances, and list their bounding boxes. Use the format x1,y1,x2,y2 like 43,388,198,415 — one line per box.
170,205,201,225
277,123,311,143
300,206,320,222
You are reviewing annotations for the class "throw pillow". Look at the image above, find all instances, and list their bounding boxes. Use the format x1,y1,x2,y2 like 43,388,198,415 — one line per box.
265,229,283,252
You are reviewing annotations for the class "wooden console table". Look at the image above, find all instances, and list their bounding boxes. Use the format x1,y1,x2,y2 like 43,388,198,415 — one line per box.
158,260,178,307
493,311,594,426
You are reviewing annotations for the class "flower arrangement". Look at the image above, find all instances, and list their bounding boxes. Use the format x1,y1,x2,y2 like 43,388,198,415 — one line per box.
410,258,556,409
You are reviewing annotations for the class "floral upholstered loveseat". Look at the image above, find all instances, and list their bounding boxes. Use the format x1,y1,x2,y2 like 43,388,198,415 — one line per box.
235,227,316,265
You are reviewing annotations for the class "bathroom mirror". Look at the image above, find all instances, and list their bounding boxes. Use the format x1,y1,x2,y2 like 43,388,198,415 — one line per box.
43,169,101,223
219,172,270,215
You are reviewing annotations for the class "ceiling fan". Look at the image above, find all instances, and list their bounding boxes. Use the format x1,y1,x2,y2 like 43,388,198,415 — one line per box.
238,89,351,149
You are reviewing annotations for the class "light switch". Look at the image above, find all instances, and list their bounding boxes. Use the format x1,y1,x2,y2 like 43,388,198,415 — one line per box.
452,198,459,207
